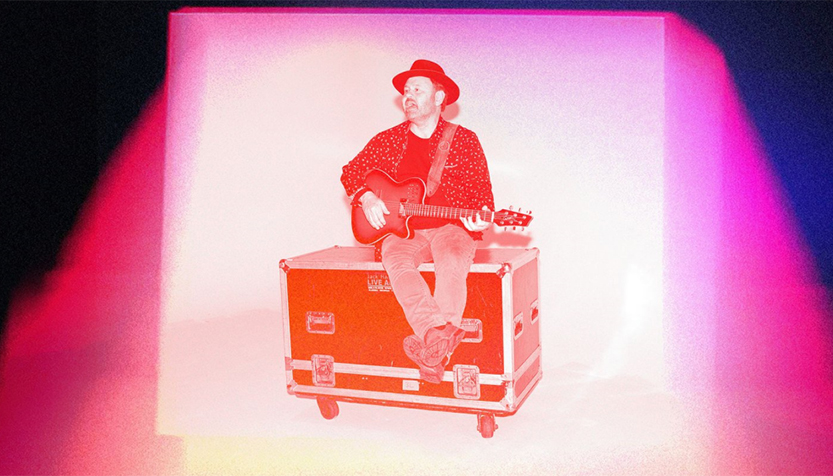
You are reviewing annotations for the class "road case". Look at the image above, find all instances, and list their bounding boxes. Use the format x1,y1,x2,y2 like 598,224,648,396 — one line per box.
279,246,541,438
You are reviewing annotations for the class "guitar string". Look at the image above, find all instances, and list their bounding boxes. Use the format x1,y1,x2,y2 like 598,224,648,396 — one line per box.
379,200,502,221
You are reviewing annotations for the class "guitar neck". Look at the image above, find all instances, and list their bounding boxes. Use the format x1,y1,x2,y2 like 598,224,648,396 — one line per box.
400,203,494,222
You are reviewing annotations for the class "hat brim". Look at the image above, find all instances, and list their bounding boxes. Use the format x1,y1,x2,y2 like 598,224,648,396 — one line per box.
392,69,459,105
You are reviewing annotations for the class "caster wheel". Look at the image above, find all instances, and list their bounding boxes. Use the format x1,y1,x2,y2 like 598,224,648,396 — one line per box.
477,413,497,438
316,397,339,420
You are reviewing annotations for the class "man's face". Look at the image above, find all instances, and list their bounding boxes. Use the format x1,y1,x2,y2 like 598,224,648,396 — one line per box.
402,76,443,122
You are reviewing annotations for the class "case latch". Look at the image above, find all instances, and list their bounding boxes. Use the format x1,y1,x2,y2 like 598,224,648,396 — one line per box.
453,364,481,400
311,354,335,387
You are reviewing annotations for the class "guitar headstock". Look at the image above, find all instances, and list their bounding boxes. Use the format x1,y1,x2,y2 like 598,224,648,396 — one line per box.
494,208,533,228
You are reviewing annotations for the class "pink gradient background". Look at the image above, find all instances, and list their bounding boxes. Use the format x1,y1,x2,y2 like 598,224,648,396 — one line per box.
1,8,831,476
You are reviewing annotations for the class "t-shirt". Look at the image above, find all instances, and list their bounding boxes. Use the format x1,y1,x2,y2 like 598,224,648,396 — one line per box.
396,130,453,229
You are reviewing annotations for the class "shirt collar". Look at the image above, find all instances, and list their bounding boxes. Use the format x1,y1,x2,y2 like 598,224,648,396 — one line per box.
400,116,447,140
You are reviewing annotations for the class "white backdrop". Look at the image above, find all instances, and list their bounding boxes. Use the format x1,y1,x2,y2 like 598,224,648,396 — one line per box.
159,10,666,436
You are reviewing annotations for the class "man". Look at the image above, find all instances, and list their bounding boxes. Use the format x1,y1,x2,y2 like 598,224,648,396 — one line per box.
341,59,494,383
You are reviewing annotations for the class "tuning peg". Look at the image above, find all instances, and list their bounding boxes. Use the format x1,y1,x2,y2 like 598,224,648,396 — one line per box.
508,205,513,211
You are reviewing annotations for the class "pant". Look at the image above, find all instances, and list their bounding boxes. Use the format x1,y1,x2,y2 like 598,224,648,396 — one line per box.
381,224,477,340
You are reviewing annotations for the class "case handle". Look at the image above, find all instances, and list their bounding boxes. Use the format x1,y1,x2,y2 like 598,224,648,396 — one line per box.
513,311,524,339
306,311,335,334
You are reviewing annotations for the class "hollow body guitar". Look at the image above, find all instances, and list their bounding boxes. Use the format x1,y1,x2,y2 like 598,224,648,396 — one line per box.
351,169,532,245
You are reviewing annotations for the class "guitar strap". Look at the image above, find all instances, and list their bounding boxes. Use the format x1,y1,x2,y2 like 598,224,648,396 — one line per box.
426,122,458,197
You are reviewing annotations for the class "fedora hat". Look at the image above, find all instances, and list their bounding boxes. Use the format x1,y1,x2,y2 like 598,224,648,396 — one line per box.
392,59,459,105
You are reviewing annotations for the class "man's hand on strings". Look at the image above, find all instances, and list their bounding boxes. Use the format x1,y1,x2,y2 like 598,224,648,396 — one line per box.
461,206,490,232
360,191,390,230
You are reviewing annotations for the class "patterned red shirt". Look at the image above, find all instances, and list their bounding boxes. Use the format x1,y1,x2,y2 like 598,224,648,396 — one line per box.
341,117,495,239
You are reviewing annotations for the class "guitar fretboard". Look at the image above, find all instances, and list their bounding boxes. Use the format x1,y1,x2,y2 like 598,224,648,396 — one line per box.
395,202,495,222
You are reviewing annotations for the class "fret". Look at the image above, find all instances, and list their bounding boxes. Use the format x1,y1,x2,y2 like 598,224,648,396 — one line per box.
400,203,496,223
403,202,506,224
